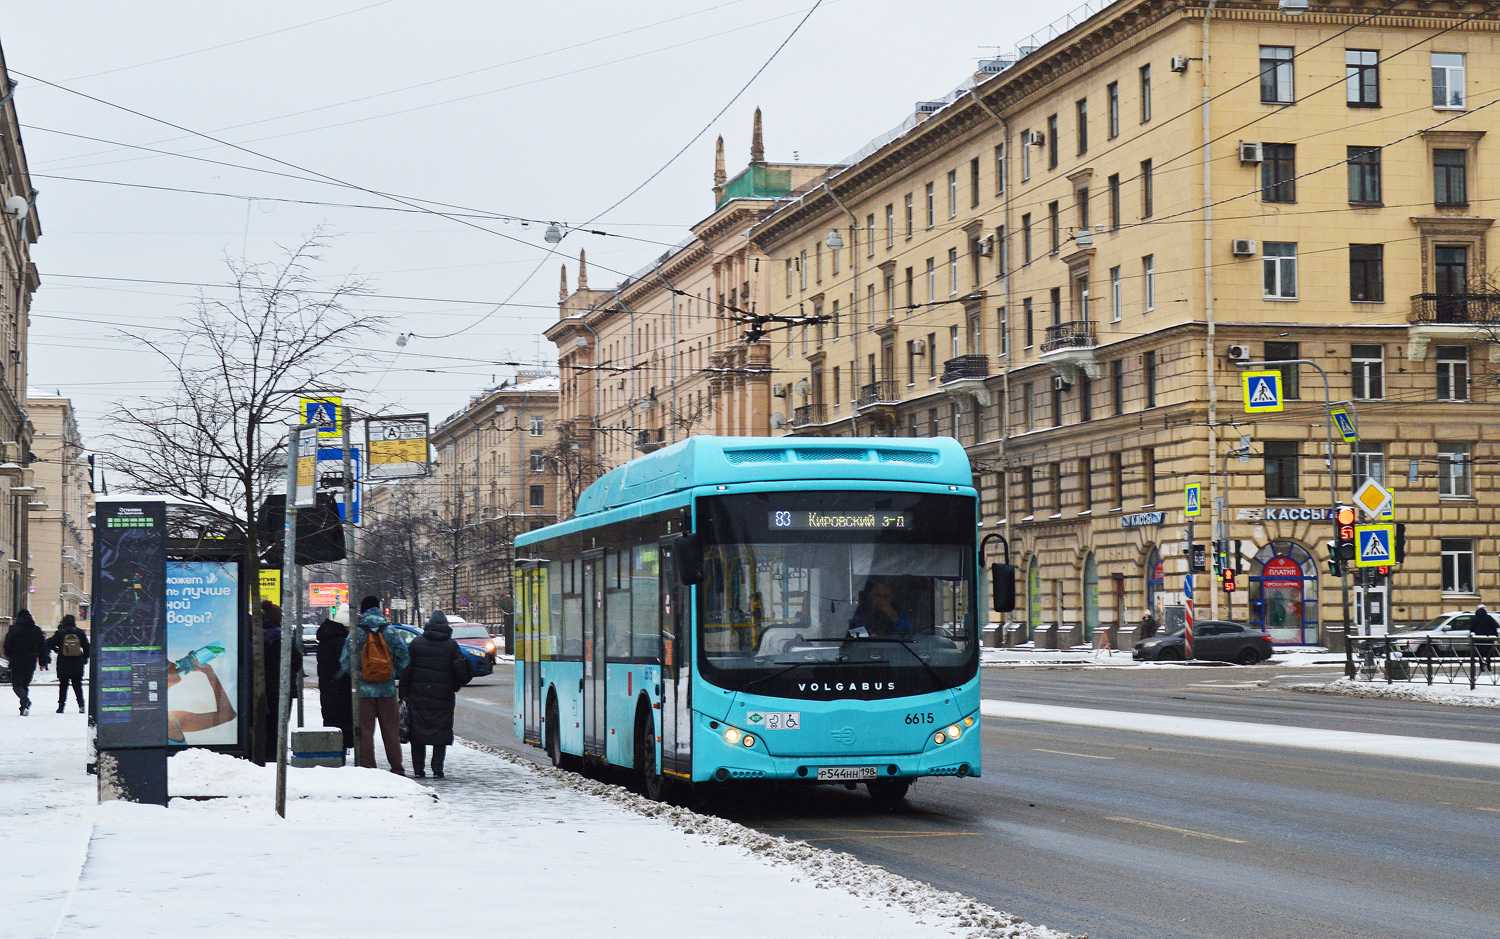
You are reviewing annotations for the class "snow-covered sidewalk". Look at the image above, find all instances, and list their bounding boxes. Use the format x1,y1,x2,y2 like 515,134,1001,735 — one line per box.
980,644,1344,668
3,704,1069,939
1297,676,1500,709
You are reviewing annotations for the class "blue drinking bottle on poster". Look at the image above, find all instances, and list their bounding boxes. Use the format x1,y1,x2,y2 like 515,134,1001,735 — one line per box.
175,643,226,675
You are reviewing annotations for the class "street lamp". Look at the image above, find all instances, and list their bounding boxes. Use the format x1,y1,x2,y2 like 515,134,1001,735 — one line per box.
544,223,564,244
825,229,844,250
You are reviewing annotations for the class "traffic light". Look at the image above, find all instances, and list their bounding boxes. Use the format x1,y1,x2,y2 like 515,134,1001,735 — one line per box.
1221,568,1237,593
1394,522,1406,564
1190,543,1207,573
1325,540,1343,577
1372,565,1389,587
1335,506,1357,562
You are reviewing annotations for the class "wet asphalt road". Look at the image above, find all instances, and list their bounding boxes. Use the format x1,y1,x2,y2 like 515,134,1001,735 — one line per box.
451,664,1500,939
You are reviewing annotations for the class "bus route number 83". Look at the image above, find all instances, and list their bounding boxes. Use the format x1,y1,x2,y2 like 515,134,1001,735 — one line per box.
905,712,934,725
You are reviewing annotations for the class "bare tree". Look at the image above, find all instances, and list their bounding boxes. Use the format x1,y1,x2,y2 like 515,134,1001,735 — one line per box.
548,421,611,517
104,234,383,762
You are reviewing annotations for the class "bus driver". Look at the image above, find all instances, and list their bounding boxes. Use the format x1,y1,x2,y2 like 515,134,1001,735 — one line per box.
849,578,913,638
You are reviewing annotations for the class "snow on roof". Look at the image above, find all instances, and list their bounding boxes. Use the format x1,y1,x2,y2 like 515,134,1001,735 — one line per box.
512,374,559,392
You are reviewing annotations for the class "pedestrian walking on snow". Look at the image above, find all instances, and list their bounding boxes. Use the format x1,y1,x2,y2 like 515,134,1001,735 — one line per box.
341,596,410,775
4,609,51,716
1139,609,1159,640
46,614,90,713
1471,602,1498,672
399,609,472,779
316,604,354,749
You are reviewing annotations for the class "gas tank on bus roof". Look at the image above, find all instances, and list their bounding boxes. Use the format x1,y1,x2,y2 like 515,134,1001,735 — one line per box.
572,436,972,517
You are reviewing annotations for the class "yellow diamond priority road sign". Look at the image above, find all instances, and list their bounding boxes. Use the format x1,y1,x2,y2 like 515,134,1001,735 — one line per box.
1354,478,1392,519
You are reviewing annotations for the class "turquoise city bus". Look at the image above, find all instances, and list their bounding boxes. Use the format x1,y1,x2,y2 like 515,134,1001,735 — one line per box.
512,436,982,803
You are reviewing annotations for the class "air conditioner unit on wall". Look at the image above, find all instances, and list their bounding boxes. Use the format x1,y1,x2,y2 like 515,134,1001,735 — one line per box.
1053,375,1070,390
1231,238,1256,257
1171,55,1189,73
773,384,787,398
1238,141,1264,164
911,339,926,355
977,234,995,257
1026,130,1045,147
1227,344,1251,362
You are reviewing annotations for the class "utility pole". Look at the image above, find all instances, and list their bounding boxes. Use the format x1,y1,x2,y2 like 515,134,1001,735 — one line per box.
341,407,361,767
276,422,316,819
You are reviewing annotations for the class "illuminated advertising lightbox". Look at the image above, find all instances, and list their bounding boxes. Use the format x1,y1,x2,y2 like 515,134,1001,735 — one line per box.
165,560,241,747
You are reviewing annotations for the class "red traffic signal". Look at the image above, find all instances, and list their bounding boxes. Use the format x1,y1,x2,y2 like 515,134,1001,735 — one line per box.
1336,506,1357,526
1221,569,1237,593
1377,565,1389,576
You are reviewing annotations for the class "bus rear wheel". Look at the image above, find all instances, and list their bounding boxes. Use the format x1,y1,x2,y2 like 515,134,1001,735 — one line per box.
867,777,912,808
546,697,563,768
636,712,665,801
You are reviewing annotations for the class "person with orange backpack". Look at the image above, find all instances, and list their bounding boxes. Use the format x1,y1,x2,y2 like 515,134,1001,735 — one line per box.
340,596,411,774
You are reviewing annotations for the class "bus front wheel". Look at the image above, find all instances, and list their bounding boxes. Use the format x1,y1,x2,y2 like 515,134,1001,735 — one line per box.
546,696,563,768
866,778,911,808
636,709,665,802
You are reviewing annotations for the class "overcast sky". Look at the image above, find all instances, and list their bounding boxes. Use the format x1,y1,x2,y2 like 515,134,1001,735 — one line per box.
0,0,1069,444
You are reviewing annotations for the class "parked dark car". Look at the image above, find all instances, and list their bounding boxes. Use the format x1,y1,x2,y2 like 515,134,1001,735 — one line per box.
1133,620,1273,665
389,621,494,677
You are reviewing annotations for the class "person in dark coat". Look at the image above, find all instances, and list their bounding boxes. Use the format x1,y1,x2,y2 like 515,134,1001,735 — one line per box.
398,610,472,778
46,614,90,713
1471,603,1498,672
315,605,354,749
1139,610,1159,640
3,609,51,716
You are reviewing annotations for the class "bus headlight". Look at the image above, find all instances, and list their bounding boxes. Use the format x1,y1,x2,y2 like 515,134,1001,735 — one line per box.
742,735,755,748
724,727,741,744
933,731,946,745
946,725,961,740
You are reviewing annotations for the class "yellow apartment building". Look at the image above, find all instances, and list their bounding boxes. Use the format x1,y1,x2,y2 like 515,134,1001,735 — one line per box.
549,112,838,513
750,0,1500,648
25,395,90,628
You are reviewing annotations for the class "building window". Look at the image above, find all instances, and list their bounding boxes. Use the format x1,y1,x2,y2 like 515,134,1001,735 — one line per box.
1264,440,1299,498
1348,146,1381,204
1107,81,1120,138
1353,441,1385,488
1110,451,1124,508
947,169,958,218
784,259,792,297
885,204,894,249
928,333,937,378
1434,149,1467,206
529,485,545,508
1108,174,1121,230
1140,158,1153,218
1349,245,1384,302
1351,344,1384,400
1143,351,1157,408
1260,46,1294,103
1079,456,1093,510
1142,448,1157,505
904,194,914,238
1076,98,1088,155
1139,64,1152,122
1049,201,1060,254
1021,133,1031,181
1346,50,1379,106
1051,384,1063,427
1261,143,1295,202
1024,298,1034,348
1050,287,1062,326
998,305,1008,356
1263,242,1297,299
1022,465,1034,516
529,415,545,436
1049,462,1063,513
1076,186,1090,231
1442,538,1474,594
866,214,875,258
1023,383,1034,432
831,298,840,338
798,251,807,290
970,157,981,208
925,182,935,228
1265,340,1300,400
530,449,546,472
1143,255,1155,311
925,257,935,302
1433,53,1466,109
1021,213,1032,264
1047,114,1059,169
1437,345,1469,401
1439,442,1471,496
994,144,1006,195
1112,358,1124,415
1079,373,1092,422
1110,266,1122,323
996,225,1007,277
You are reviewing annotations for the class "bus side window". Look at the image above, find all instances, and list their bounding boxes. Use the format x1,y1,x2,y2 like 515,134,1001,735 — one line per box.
632,543,661,661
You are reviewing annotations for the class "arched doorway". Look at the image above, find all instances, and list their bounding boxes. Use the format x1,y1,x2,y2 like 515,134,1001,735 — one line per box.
1145,548,1164,621
1026,555,1042,640
1082,552,1099,641
1250,541,1320,645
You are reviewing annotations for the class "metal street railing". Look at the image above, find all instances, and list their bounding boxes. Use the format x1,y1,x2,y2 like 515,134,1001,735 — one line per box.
1350,634,1499,689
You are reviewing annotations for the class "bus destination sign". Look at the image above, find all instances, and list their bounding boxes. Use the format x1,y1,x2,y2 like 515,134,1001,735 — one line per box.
768,510,911,531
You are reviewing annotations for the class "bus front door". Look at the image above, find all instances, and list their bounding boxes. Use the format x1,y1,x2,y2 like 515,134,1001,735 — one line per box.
583,551,607,759
659,537,692,777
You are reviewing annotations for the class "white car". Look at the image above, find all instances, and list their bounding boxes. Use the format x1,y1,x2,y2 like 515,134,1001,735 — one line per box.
1379,611,1479,657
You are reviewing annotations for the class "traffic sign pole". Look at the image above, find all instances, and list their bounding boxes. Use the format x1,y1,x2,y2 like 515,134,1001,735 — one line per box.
341,406,361,769
1184,518,1195,660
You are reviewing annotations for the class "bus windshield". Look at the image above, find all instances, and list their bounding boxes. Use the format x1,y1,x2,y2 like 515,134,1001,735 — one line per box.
696,491,976,699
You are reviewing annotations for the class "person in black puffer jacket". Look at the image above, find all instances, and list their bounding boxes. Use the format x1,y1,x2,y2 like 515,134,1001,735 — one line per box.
315,605,354,749
398,610,472,778
46,614,91,713
4,609,51,716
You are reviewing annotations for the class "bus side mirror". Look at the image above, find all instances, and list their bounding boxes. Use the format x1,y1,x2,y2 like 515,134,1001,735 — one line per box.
991,563,1016,613
675,533,703,586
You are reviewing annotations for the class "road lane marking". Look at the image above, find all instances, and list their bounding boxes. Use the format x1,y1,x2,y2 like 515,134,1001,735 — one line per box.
1032,748,1115,760
1440,802,1500,813
1105,816,1245,844
794,832,979,842
458,697,501,708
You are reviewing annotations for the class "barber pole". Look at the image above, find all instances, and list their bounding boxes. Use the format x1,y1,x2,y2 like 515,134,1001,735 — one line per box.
1184,572,1195,659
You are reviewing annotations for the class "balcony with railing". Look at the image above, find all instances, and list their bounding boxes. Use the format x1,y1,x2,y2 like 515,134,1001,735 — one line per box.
790,403,826,428
1041,320,1097,353
856,380,901,411
1408,293,1500,358
940,354,990,383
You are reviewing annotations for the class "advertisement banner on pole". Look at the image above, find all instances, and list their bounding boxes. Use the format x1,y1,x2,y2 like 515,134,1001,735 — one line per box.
365,413,430,480
258,568,282,606
293,426,318,508
165,560,241,748
309,582,349,608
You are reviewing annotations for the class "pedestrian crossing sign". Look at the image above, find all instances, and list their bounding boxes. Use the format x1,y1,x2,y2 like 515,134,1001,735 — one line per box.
1354,524,1395,568
1184,482,1201,517
1242,370,1283,413
1331,407,1357,442
302,397,342,438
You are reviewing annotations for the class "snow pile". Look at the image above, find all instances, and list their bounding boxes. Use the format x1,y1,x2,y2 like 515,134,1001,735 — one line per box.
168,746,429,799
462,739,1075,939
980,645,1340,669
1300,677,1500,709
